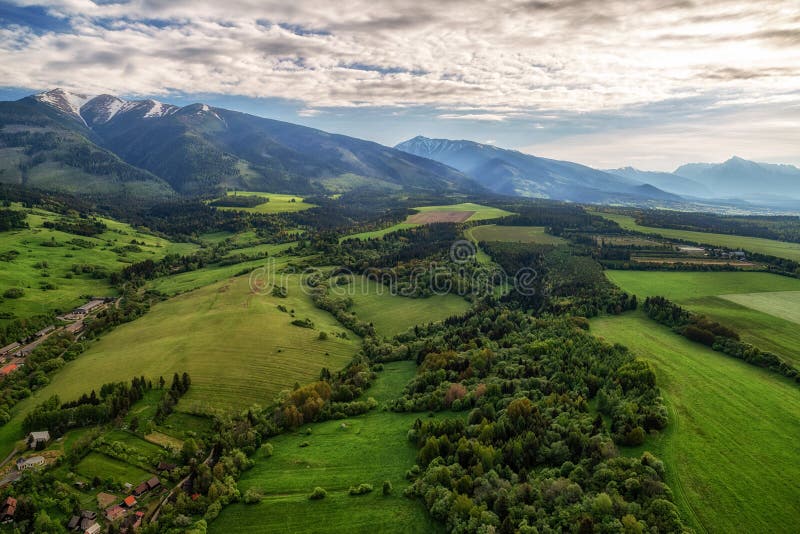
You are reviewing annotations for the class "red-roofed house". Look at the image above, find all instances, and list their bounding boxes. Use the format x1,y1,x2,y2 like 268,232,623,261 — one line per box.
1,497,17,522
123,495,136,508
106,504,125,521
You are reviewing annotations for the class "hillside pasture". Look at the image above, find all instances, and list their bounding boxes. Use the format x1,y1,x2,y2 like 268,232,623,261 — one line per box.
215,192,316,213
337,277,471,337
592,212,800,262
0,205,197,323
210,361,444,534
467,224,566,245
591,312,800,533
606,270,800,364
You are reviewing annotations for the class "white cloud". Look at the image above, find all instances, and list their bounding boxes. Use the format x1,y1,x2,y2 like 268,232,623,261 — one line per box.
437,113,509,121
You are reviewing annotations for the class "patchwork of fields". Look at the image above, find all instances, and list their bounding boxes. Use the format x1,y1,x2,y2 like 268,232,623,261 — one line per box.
407,203,512,223
591,312,800,533
606,271,800,364
211,361,444,534
593,212,800,262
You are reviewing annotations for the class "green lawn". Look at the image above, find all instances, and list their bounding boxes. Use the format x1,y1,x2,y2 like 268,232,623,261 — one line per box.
0,274,360,458
466,224,566,244
342,277,471,337
215,192,316,214
74,452,153,486
591,312,800,533
592,212,800,262
410,203,513,222
210,361,443,534
0,205,198,323
606,271,800,365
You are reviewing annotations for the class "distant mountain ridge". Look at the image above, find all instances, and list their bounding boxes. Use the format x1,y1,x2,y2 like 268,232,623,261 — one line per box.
395,136,680,203
0,89,481,197
604,167,713,198
674,156,800,200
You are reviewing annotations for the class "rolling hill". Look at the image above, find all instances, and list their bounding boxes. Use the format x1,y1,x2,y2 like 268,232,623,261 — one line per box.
0,89,482,197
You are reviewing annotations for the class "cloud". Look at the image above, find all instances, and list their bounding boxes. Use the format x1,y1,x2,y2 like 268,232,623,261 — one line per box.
437,113,509,121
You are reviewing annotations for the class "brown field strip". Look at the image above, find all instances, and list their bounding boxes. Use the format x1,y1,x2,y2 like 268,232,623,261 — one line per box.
407,210,475,224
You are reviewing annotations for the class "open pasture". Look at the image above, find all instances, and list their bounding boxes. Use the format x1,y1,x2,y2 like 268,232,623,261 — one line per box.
467,224,566,245
606,270,800,365
338,277,471,337
210,361,444,534
592,212,800,262
591,312,800,533
407,203,512,224
215,192,316,214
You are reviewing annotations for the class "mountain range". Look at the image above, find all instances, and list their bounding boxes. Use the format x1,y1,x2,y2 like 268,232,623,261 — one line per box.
0,89,479,198
1,89,797,207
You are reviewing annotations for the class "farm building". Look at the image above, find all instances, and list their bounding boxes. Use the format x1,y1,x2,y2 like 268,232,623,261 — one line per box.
74,300,105,315
27,430,50,449
16,456,44,470
146,476,160,490
84,523,101,534
0,343,20,357
65,322,85,335
133,482,149,496
34,325,55,338
0,364,17,376
123,495,137,508
0,497,16,522
105,504,125,521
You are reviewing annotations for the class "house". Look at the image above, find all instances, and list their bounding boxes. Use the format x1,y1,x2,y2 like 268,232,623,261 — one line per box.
0,363,17,376
105,504,125,521
16,455,45,470
68,515,80,530
156,461,176,472
27,430,51,449
133,482,149,496
84,523,101,534
146,476,160,490
123,495,137,508
65,322,85,335
74,300,105,315
0,497,17,522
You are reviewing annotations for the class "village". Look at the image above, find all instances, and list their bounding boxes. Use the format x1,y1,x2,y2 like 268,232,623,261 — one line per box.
0,297,116,378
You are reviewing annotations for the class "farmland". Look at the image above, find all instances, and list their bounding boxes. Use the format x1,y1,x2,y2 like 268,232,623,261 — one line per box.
606,271,800,364
591,312,800,533
0,204,197,323
0,273,361,457
341,277,471,337
466,224,566,244
592,212,800,262
211,361,444,534
407,203,512,224
213,192,316,213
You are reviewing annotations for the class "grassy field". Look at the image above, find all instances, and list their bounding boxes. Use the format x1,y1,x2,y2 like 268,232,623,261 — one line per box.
75,452,153,486
592,212,800,262
466,224,566,244
211,361,444,534
341,223,418,242
0,205,197,322
606,271,800,365
215,192,316,214
341,277,471,337
409,203,512,223
591,312,800,533
0,273,360,457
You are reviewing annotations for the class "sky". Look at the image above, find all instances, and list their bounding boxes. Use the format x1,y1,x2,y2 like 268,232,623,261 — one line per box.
0,0,798,171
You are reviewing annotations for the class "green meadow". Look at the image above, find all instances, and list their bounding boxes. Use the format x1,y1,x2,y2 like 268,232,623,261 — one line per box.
74,452,153,486
466,224,566,245
0,205,198,322
591,312,800,533
339,277,471,337
592,212,800,262
340,222,418,242
216,192,316,213
211,361,444,534
606,271,800,365
0,273,360,458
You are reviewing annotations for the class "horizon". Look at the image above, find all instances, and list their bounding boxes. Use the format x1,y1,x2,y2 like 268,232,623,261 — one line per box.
1,0,798,171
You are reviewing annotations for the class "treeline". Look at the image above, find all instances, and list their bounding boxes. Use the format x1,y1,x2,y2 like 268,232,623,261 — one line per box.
42,217,107,236
643,296,799,382
489,201,621,235
209,195,267,208
0,208,27,231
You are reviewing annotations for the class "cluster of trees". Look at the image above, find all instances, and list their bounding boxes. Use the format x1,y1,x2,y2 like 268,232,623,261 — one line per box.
42,217,107,236
489,201,621,236
643,296,799,382
636,210,800,244
209,195,268,208
0,207,27,231
367,307,679,532
155,372,192,423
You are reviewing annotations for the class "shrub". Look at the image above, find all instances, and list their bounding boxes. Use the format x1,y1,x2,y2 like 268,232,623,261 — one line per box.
318,331,329,341
261,443,273,457
348,483,373,496
3,288,24,299
243,488,263,504
382,480,393,495
299,441,310,448
309,487,327,500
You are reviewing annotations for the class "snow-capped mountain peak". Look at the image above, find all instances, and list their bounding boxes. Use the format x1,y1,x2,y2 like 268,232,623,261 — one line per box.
34,88,95,124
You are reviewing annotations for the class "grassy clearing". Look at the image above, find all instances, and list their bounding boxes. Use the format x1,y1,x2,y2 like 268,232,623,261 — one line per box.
210,361,443,534
342,277,471,337
592,212,800,262
75,452,153,486
216,192,316,214
0,274,360,457
606,271,800,364
409,203,513,222
591,312,800,533
341,223,418,242
466,224,566,245
0,205,198,322
104,429,167,457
